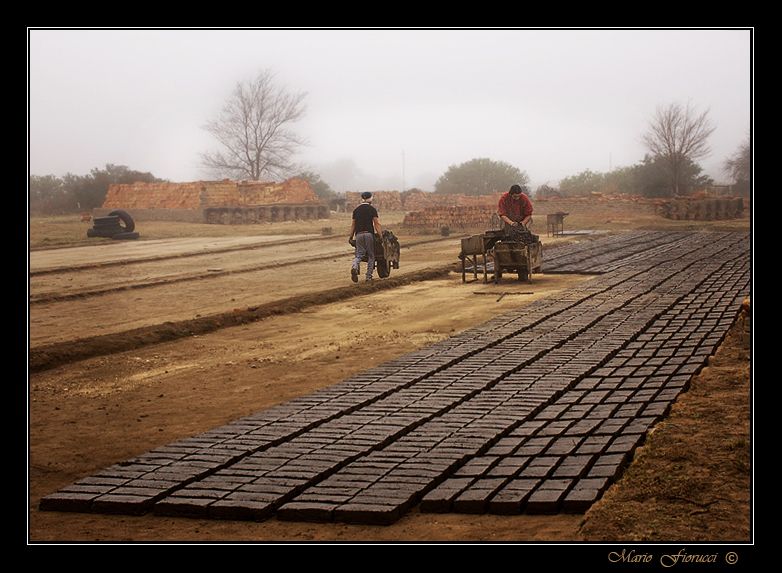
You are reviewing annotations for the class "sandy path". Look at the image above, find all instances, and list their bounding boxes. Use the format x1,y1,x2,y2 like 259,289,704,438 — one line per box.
29,240,483,347
31,235,316,270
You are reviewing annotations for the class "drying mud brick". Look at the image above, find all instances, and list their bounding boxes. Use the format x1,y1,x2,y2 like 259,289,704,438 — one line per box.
39,231,750,525
657,197,744,221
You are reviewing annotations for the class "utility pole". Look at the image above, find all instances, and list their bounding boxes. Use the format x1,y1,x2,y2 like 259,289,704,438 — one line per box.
401,149,406,192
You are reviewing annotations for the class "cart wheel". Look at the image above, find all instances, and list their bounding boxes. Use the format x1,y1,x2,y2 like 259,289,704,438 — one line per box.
377,260,391,278
518,268,530,282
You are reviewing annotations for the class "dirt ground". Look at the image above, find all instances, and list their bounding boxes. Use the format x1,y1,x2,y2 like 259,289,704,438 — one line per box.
580,313,751,541
28,208,751,542
29,231,580,350
29,274,590,541
29,236,464,347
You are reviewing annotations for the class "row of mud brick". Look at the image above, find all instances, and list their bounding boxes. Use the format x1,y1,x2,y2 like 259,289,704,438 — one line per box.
542,231,702,274
40,231,750,524
203,204,330,225
657,198,744,221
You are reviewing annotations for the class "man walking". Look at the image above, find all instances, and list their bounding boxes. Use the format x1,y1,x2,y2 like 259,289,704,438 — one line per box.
349,191,383,283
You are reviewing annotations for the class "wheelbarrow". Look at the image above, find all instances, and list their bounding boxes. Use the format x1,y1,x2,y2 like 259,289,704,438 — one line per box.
489,239,542,283
351,230,401,278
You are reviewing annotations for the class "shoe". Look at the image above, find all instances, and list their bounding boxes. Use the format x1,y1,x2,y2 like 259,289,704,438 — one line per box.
366,277,373,282
351,268,359,283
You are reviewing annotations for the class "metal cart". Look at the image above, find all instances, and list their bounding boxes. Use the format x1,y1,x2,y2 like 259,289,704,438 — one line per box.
460,229,542,283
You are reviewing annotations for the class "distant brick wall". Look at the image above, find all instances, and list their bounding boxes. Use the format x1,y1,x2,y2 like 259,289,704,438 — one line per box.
344,190,502,212
103,182,205,210
200,181,242,207
344,191,404,211
531,195,659,218
402,194,661,233
402,206,496,232
235,178,320,206
103,177,320,210
402,191,501,211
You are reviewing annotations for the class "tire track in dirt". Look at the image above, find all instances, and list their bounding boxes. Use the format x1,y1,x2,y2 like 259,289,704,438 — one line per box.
30,236,464,304
29,264,456,373
30,235,333,276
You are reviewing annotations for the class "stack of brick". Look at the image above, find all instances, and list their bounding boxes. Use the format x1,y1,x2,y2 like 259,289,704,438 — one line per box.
236,178,320,206
401,191,450,211
103,182,206,210
99,177,325,224
532,195,659,218
202,181,242,207
401,190,443,210
103,177,320,210
457,193,504,207
401,194,668,233
656,197,744,220
344,191,404,211
344,190,502,212
402,205,496,232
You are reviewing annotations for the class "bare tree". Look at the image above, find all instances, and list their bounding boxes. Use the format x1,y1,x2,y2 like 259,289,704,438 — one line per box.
642,102,716,196
201,71,306,181
723,136,751,183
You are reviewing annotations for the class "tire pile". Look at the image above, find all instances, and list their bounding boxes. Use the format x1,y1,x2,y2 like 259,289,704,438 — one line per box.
86,209,139,240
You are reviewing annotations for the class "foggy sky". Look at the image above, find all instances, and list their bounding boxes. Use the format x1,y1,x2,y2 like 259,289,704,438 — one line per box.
29,29,751,191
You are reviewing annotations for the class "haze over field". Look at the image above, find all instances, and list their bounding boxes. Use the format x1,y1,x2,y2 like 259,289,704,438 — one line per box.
29,29,751,191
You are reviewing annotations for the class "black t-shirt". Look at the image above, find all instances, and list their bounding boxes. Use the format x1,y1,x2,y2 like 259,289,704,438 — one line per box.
352,203,379,234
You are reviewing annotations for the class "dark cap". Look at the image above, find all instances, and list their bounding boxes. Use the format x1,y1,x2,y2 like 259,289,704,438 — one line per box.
361,191,373,200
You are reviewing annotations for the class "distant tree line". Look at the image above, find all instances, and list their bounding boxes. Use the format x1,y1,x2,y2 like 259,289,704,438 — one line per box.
30,164,163,215
723,135,750,196
558,155,714,198
552,103,748,199
434,158,529,195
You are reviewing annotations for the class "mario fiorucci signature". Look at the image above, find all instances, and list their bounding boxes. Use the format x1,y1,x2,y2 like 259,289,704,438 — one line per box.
608,548,735,567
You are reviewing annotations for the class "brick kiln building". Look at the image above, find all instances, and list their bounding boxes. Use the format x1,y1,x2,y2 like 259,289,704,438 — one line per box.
97,177,329,224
